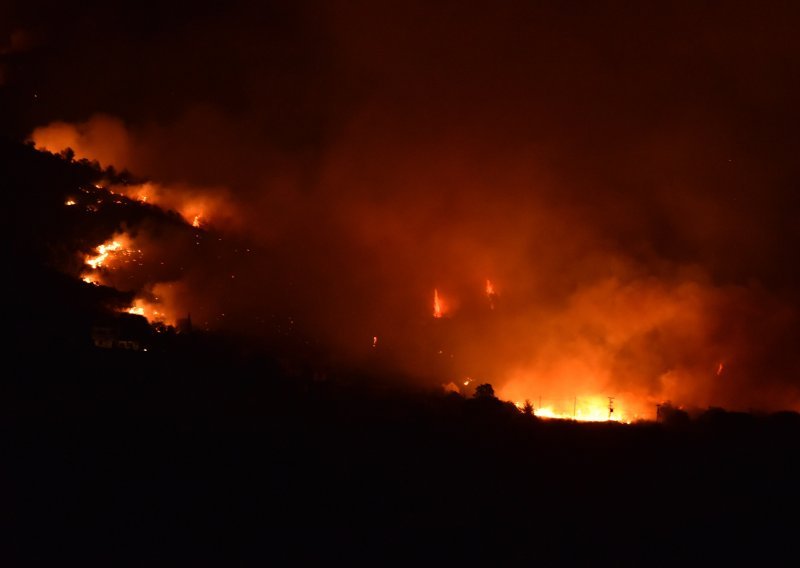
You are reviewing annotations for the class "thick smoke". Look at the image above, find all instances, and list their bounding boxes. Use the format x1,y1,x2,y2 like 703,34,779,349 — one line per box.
14,1,800,414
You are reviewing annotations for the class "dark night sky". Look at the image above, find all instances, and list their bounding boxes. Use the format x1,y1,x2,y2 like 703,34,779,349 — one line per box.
4,1,800,413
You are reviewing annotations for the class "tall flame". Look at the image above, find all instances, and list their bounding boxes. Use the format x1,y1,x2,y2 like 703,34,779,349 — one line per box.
433,288,443,318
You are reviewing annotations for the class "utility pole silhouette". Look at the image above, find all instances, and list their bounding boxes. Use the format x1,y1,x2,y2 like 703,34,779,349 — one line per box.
608,397,615,421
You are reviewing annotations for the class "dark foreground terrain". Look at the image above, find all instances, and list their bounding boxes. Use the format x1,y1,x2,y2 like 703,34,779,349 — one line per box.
2,342,799,565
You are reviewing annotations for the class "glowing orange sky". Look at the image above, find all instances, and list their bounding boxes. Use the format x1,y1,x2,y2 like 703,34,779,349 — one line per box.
10,1,800,414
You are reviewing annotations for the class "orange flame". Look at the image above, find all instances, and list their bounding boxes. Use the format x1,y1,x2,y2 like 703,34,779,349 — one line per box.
433,288,444,318
80,233,141,287
85,240,123,269
81,273,101,286
109,182,227,228
124,297,175,326
716,362,724,376
486,278,496,309
513,395,632,423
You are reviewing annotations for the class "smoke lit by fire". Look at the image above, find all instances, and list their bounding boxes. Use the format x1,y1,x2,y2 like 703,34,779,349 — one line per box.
126,295,175,326
20,3,800,417
30,121,232,230
107,181,227,229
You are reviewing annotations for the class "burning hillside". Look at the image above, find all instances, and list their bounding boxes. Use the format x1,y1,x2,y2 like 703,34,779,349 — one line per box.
23,125,800,421
7,2,800,418
6,6,800,564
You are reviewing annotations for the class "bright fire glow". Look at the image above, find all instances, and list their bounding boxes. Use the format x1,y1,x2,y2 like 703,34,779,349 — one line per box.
513,395,636,424
486,279,496,309
81,273,101,285
433,288,444,318
85,240,123,269
125,297,174,326
108,182,228,228
80,233,141,286
515,396,631,423
717,362,724,376
65,199,76,206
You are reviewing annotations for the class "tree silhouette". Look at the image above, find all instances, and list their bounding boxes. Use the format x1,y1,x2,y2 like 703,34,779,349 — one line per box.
522,399,533,415
474,383,495,399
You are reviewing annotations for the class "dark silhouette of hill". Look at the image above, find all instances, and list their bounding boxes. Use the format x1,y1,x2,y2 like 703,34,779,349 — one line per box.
2,137,800,564
2,348,799,564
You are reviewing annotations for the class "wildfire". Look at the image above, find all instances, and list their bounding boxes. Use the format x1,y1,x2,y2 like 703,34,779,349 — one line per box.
107,182,227,228
85,240,123,269
433,288,444,318
511,395,632,423
80,233,142,287
81,273,101,286
65,199,76,206
533,405,627,423
125,297,174,325
486,279,497,309
716,362,724,376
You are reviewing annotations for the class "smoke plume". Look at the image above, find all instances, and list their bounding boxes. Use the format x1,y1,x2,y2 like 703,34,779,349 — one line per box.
13,1,800,415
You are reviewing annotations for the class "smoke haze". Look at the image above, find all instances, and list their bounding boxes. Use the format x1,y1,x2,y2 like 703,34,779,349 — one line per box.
7,1,800,414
